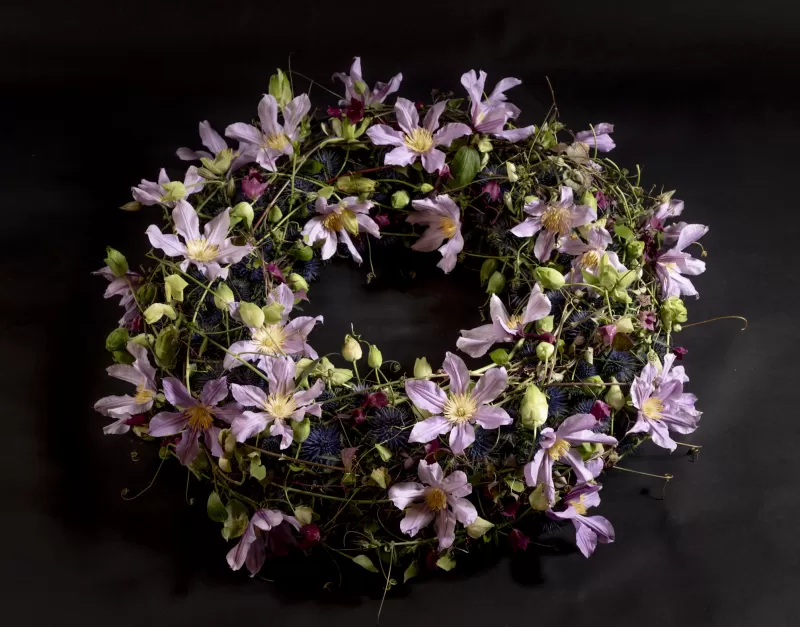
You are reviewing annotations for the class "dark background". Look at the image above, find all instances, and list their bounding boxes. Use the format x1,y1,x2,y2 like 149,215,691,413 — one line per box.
3,1,799,625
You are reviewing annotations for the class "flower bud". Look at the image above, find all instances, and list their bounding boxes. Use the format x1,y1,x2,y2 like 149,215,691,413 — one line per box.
479,258,499,285
535,315,554,333
336,175,376,195
261,302,284,325
164,274,188,303
231,202,254,229
367,344,383,369
536,342,555,360
660,296,688,330
477,137,493,153
136,283,157,306
615,316,635,334
154,325,180,369
292,418,311,443
342,335,362,362
533,267,565,290
329,368,354,385
626,240,644,259
293,244,314,261
104,247,128,277
419,183,434,193
672,324,682,332
105,327,129,353
239,302,265,328
269,68,293,108
466,516,495,539
605,382,625,410
520,384,548,429
286,273,309,293
268,205,283,223
213,284,235,310
486,271,506,294
414,357,432,378
391,190,410,208
119,200,142,212
160,181,186,203
506,162,519,182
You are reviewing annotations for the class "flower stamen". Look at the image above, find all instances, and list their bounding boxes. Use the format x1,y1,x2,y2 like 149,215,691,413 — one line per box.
424,487,448,511
186,404,214,430
642,397,665,420
541,206,573,235
443,393,477,424
264,393,298,420
548,438,571,461
186,239,220,262
404,128,434,153
440,217,458,239
252,324,287,356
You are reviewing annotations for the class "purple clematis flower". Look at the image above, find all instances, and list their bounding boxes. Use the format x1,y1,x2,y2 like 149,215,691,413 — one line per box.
627,353,701,451
92,265,142,328
546,483,615,557
148,377,242,465
460,69,535,142
225,94,311,172
405,352,512,454
177,120,228,161
457,285,551,357
227,509,301,576
146,200,253,281
523,414,618,505
231,357,325,449
132,166,205,207
654,196,684,223
406,195,464,273
94,341,157,434
655,223,708,298
301,197,380,264
332,57,403,106
559,226,626,285
388,460,477,550
574,123,616,152
366,98,472,174
510,186,597,262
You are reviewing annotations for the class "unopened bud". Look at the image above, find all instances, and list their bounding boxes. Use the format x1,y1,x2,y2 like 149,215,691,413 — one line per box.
342,335,362,362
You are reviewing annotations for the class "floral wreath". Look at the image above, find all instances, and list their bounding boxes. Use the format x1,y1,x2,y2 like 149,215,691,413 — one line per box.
95,58,716,587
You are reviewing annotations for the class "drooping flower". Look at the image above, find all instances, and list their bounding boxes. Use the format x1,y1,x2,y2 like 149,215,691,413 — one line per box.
301,197,380,264
92,265,142,328
627,354,701,451
457,285,551,357
132,166,205,207
546,483,615,557
226,509,301,576
406,195,464,273
147,377,242,465
508,528,531,552
230,357,324,449
655,224,708,298
241,169,268,202
510,186,597,262
653,196,684,224
332,57,403,106
177,120,228,161
574,123,616,152
146,200,253,281
225,94,311,171
388,460,477,550
559,225,626,284
460,69,535,142
366,98,471,173
94,342,157,434
523,414,618,505
405,352,512,454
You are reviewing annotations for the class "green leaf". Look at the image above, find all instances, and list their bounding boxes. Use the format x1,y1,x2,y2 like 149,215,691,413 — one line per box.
528,484,550,511
479,258,499,285
207,491,228,523
164,274,188,303
352,555,379,573
370,467,390,489
465,516,494,539
375,443,393,462
221,500,249,540
449,146,481,187
613,224,635,242
403,562,418,583
504,477,525,493
486,271,506,295
104,247,128,277
300,159,324,175
249,458,267,481
489,348,509,365
318,186,335,199
292,417,311,443
436,554,456,571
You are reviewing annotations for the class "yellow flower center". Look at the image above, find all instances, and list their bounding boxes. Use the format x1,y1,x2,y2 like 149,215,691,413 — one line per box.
548,438,571,461
252,324,287,356
440,216,458,239
642,397,665,420
134,386,155,404
443,393,478,424
424,487,448,511
185,238,220,262
663,262,678,272
322,208,358,235
404,128,434,153
264,132,290,151
580,250,601,268
571,494,588,515
186,404,214,430
540,206,573,235
263,393,297,420
507,314,524,330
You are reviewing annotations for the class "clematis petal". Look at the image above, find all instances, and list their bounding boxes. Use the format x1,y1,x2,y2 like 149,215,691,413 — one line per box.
405,380,447,414
409,415,452,444
442,352,470,395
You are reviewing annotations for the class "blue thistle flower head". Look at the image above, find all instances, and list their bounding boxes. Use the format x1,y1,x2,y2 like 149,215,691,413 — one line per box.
295,258,322,282
563,309,597,344
575,361,599,380
370,406,411,451
230,365,268,389
301,425,341,464
546,387,570,418
315,389,338,413
572,397,595,415
467,427,498,461
229,276,253,302
315,149,344,180
258,435,283,453
600,350,641,383
231,261,251,278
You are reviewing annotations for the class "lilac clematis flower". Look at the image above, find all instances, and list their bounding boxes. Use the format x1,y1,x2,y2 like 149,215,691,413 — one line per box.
177,120,228,161
332,57,403,106
225,94,311,172
457,285,551,357
366,98,472,174
147,377,242,465
574,123,616,153
460,69,535,142
230,357,325,449
546,483,615,557
388,460,477,550
132,166,205,207
655,223,708,298
146,200,253,281
406,195,464,273
653,196,684,223
627,353,701,451
301,197,380,264
405,352,512,454
523,414,618,505
92,265,142,328
560,226,626,284
94,342,157,434
227,509,301,576
510,186,597,262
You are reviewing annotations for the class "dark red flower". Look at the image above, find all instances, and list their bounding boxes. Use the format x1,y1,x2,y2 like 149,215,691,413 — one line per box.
501,500,520,519
327,105,343,118
346,98,365,123
596,191,611,210
364,391,388,408
509,529,530,552
373,213,391,227
438,164,452,180
297,523,321,549
351,408,367,425
672,346,688,360
242,168,268,201
590,400,611,421
482,181,502,202
266,263,285,283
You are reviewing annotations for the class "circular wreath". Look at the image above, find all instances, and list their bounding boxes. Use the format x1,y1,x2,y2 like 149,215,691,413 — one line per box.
95,58,708,586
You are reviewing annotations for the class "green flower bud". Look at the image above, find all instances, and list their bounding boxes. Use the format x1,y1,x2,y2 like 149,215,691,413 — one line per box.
626,240,645,259
164,274,188,303
582,375,604,394
213,284,235,310
520,384,548,429
342,335,362,362
336,175,376,195
480,258,499,285
339,209,360,236
578,442,603,461
143,303,177,324
489,348,509,365
672,323,682,332
104,247,128,277
268,205,283,223
533,267,565,290
293,244,314,261
528,484,549,511
615,316,635,334
368,344,383,369
506,162,519,182
160,181,186,203
269,68,293,108
231,202,254,229
605,381,625,410
477,137,493,153
536,342,555,360
391,190,410,208
419,183,434,194
105,327,130,353
292,417,311,443
535,315,554,333
239,302,265,328
286,273,309,293
154,325,180,369
661,296,688,330
414,357,433,378
581,190,598,211
503,191,513,211
136,283,157,306
200,148,235,176
486,271,506,294
261,302,284,325
119,200,142,212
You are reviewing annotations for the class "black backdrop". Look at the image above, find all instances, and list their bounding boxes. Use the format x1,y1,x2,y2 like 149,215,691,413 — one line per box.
3,1,800,625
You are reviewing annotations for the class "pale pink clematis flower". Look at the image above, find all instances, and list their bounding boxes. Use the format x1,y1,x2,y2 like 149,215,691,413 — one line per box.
332,57,402,106
93,342,157,434
227,509,301,576
406,194,464,273
132,166,205,207
301,196,380,264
